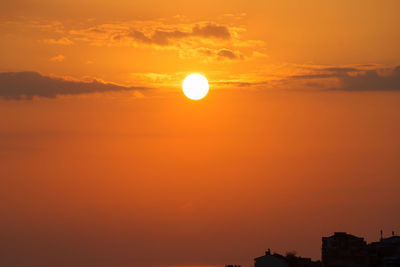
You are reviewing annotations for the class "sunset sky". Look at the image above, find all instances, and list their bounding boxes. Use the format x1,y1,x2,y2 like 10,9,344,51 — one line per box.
1,1,400,267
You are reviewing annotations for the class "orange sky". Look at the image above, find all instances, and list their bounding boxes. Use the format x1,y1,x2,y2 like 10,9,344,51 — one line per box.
1,1,400,267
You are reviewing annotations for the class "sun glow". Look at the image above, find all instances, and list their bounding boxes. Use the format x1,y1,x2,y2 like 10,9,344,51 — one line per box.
182,74,209,100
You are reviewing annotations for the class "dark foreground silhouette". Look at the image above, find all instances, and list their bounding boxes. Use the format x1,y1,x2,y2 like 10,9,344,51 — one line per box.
228,231,400,267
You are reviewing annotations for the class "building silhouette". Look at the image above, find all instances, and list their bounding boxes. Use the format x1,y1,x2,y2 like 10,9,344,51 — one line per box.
367,234,400,267
253,231,400,267
254,249,321,267
322,232,368,267
254,249,287,267
321,231,400,267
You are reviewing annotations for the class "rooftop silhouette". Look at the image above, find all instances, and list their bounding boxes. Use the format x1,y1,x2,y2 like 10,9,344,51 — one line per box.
253,231,400,267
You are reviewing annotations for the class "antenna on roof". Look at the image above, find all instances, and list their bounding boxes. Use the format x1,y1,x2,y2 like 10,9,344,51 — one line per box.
380,230,383,241
392,231,395,236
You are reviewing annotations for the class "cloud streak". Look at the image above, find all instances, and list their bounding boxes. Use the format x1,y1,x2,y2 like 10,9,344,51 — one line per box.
217,49,242,60
335,67,400,91
127,24,231,46
69,22,233,47
43,37,73,45
0,72,148,100
194,48,243,61
286,65,400,91
49,54,65,62
5,17,267,62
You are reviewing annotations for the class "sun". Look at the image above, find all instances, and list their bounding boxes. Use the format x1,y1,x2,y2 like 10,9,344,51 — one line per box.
182,74,209,100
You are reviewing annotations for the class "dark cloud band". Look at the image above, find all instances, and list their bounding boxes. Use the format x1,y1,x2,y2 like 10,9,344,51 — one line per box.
336,68,400,91
130,24,231,46
289,66,400,91
0,72,148,100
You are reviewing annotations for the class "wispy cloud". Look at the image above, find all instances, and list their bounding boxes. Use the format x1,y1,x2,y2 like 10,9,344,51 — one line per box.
43,37,73,45
130,24,231,46
67,21,237,49
217,49,243,60
286,65,400,91
194,48,244,61
335,66,400,91
49,54,65,62
6,16,266,62
0,72,149,100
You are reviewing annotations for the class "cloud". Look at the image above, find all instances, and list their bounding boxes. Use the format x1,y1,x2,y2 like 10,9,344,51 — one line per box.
211,80,269,89
194,48,243,61
0,72,148,100
49,54,65,62
130,24,231,46
217,49,241,60
335,67,400,91
130,29,188,45
66,21,235,48
322,67,360,73
7,17,267,62
191,24,231,39
286,65,400,91
289,73,336,79
289,67,361,80
43,37,73,45
68,22,232,47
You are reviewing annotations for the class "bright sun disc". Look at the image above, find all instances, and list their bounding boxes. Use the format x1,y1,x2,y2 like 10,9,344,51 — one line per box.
182,74,209,100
